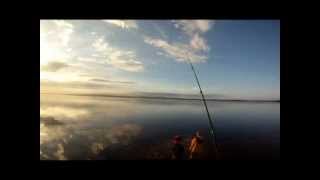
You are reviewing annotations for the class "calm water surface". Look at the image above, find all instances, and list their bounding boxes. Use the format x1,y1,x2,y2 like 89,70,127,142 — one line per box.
40,94,280,160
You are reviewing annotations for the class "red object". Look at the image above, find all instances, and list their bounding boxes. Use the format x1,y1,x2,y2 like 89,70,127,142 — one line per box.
173,136,182,144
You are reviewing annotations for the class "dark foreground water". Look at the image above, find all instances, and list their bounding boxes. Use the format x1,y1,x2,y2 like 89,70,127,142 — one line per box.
40,94,280,160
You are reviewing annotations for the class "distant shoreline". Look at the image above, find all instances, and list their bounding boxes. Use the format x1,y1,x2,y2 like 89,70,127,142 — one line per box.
40,92,280,103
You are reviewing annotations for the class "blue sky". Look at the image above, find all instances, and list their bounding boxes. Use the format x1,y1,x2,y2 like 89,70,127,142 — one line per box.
40,20,280,100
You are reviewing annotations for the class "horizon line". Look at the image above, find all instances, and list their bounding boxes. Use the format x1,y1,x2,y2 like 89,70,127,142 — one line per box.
40,92,280,102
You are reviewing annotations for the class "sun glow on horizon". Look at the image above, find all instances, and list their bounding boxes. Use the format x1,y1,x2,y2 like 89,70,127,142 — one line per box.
40,28,65,66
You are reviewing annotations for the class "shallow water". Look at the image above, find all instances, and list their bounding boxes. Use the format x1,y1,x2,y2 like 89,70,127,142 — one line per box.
40,94,280,160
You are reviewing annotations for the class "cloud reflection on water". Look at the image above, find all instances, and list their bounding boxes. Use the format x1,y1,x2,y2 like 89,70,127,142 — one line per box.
40,94,280,160
40,107,90,121
40,121,142,160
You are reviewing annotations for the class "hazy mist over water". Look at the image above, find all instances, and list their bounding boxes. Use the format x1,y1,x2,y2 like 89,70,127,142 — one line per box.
40,94,280,160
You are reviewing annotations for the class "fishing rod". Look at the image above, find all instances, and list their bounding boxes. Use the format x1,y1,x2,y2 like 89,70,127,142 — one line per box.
187,59,220,159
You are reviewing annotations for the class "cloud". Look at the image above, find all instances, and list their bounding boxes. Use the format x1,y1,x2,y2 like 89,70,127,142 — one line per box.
91,142,105,155
41,61,70,72
108,57,144,72
41,122,142,160
144,20,214,63
89,78,135,84
77,57,96,63
92,37,109,52
190,33,209,51
92,37,144,72
41,116,65,126
174,20,212,52
89,78,114,83
53,20,74,46
40,106,90,121
53,143,67,160
109,124,142,142
103,20,138,29
174,20,212,36
40,78,137,95
40,20,74,65
144,36,207,63
41,79,119,90
79,74,93,77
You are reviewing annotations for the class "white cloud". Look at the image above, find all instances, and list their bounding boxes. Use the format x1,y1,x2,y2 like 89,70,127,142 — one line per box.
92,37,109,52
89,78,135,84
41,61,70,72
174,20,212,53
103,20,138,29
91,142,104,155
77,57,96,62
53,143,67,160
144,20,213,62
53,20,74,46
40,106,90,121
144,36,207,63
144,20,213,63
92,36,144,72
174,20,212,36
108,55,144,72
40,20,75,66
190,33,209,51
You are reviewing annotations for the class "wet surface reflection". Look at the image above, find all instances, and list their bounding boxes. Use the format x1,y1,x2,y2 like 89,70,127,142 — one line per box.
40,94,280,160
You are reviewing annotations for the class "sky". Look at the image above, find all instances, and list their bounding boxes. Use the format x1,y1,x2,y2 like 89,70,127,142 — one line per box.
40,20,280,100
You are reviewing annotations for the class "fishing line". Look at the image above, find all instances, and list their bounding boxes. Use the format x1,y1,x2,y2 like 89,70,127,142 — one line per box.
187,59,220,159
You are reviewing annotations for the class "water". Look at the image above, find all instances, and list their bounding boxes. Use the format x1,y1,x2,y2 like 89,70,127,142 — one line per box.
40,94,280,160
